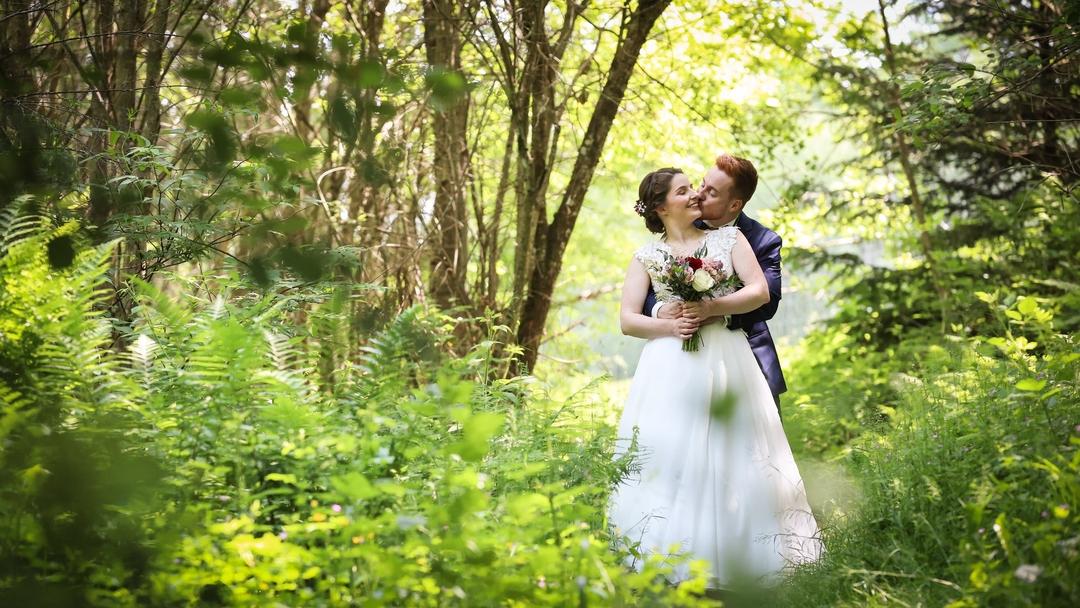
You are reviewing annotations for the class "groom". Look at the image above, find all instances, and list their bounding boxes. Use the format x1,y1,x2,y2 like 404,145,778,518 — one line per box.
642,153,787,412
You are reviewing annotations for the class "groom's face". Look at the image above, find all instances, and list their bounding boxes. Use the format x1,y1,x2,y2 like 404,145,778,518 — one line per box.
697,167,743,224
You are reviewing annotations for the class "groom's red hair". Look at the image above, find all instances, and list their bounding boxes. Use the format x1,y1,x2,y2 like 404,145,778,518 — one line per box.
714,154,758,204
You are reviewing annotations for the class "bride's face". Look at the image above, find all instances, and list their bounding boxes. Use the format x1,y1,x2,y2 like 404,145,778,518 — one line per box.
658,173,702,226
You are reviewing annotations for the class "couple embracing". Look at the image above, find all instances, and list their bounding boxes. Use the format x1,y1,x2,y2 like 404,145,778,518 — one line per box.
609,154,823,589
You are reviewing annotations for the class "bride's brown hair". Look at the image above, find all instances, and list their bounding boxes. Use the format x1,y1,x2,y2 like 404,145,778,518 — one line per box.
633,167,683,234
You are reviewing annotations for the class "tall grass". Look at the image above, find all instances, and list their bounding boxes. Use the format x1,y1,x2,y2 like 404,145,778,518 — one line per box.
780,296,1079,607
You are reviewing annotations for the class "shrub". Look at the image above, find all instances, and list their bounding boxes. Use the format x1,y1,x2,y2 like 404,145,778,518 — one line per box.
0,209,711,606
779,295,1080,607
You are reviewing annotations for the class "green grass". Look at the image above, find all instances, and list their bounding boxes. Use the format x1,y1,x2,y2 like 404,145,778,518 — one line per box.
778,297,1079,607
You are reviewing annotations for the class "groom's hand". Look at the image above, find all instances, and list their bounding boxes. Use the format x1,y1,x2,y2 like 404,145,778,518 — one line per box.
656,302,683,319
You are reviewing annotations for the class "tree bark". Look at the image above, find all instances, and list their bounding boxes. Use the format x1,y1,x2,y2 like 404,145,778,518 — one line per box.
423,0,472,309
141,0,172,146
514,0,671,371
876,0,950,328
509,0,566,330
87,0,116,229
292,0,331,143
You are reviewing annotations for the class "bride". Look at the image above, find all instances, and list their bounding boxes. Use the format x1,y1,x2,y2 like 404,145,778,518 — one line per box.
608,167,822,588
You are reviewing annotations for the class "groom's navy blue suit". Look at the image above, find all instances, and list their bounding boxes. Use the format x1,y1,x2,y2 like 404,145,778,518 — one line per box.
642,213,787,409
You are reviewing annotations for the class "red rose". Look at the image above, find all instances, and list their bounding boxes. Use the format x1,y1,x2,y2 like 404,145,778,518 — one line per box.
688,257,703,270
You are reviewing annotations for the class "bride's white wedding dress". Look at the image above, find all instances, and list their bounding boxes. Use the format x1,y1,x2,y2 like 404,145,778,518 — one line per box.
609,227,822,587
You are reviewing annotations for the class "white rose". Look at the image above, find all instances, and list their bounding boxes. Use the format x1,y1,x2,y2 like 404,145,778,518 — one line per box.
691,268,715,292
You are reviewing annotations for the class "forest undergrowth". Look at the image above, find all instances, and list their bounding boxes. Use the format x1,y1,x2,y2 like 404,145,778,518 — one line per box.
1,215,1077,608
0,210,719,607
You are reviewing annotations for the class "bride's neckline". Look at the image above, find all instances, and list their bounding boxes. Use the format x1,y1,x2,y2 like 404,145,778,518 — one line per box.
660,231,710,257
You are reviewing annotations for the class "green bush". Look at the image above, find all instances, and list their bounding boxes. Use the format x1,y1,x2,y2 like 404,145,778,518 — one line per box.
779,295,1079,607
0,210,712,606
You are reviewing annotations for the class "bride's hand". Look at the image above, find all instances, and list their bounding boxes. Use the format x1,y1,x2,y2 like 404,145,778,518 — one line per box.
681,301,708,324
670,316,699,340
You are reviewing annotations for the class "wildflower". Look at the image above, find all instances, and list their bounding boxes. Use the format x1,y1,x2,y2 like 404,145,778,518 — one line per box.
1014,564,1042,583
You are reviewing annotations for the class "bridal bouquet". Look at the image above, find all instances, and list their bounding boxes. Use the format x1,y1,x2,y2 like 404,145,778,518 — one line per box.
651,246,740,352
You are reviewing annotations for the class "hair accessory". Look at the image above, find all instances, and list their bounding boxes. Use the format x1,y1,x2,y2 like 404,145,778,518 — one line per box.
633,199,647,216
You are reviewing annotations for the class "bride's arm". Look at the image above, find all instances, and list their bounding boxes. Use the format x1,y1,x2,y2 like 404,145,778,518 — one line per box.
620,258,699,340
683,232,770,322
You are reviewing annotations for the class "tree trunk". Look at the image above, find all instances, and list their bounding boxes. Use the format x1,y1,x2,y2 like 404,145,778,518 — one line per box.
509,0,561,329
87,0,116,229
113,0,142,133
292,0,331,143
423,0,472,309
514,0,671,371
876,0,950,328
141,0,172,146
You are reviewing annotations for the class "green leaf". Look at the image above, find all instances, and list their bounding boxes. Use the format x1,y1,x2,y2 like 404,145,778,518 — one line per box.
184,109,236,170
1015,378,1046,392
220,86,263,108
278,246,328,282
451,412,504,462
1016,297,1037,317
357,60,385,88
270,135,317,161
177,64,213,84
265,473,298,485
328,95,357,140
426,67,468,111
331,472,378,500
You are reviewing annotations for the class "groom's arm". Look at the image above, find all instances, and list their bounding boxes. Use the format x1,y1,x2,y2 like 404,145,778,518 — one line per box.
729,232,782,328
644,286,682,318
642,284,658,316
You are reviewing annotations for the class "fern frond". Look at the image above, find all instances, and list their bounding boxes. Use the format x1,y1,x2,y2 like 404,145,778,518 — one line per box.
0,382,32,462
0,195,48,257
127,278,195,358
130,333,158,369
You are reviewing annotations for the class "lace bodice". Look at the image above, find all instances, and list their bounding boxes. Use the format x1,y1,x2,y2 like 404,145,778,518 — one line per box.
634,227,740,302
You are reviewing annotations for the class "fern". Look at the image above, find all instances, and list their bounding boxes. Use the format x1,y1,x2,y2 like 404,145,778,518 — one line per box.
0,195,47,258
355,306,449,381
0,383,31,468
